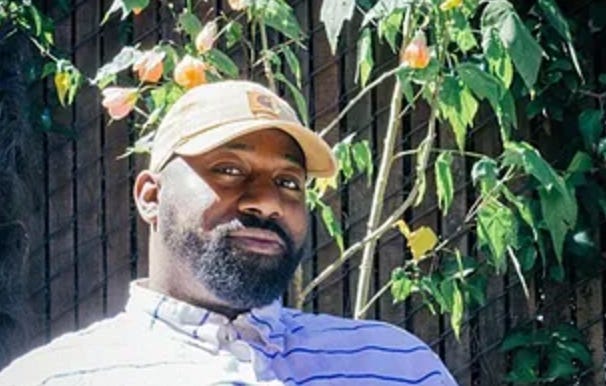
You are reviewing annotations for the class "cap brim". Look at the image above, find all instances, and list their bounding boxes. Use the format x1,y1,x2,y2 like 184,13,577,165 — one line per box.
173,119,337,178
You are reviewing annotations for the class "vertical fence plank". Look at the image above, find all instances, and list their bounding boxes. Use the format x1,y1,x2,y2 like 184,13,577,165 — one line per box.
310,0,342,316
406,101,441,345
440,123,471,384
102,0,137,316
473,117,507,386
341,13,373,319
74,0,104,329
47,1,76,339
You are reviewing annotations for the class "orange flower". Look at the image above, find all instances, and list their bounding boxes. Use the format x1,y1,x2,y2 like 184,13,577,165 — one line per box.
195,21,218,53
400,31,431,69
228,0,247,11
133,7,143,15
174,55,207,89
133,50,165,83
101,87,138,120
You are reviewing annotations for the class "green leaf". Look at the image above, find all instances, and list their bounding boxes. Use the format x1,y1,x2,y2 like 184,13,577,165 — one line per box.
207,49,239,78
438,75,478,150
396,68,415,104
282,46,302,88
538,0,572,41
391,269,413,302
320,0,355,54
566,151,593,174
450,10,477,53
255,0,303,41
457,62,503,110
320,204,344,253
225,21,243,49
362,0,412,26
578,109,604,150
471,157,498,195
435,151,454,215
503,141,565,195
505,349,540,383
274,72,309,126
539,185,577,263
482,29,513,88
482,0,542,90
351,140,373,183
501,330,532,352
178,10,203,40
356,28,374,87
102,0,149,24
477,201,516,273
378,9,404,53
93,46,142,86
544,350,578,380
334,141,354,179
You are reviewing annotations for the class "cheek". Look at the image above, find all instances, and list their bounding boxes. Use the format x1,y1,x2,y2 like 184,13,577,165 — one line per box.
286,202,308,247
162,173,220,229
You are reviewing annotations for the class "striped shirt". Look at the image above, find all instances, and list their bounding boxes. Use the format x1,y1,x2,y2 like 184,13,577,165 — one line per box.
0,280,457,385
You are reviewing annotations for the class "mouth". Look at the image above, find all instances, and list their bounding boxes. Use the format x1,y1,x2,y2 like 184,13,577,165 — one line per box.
227,228,286,255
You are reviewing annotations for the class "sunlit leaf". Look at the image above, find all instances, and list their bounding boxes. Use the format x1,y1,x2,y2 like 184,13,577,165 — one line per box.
282,45,302,88
435,151,454,215
351,140,373,183
54,72,70,107
207,48,239,78
482,0,542,90
274,72,309,126
178,10,203,40
477,201,516,273
438,75,478,150
394,220,438,261
314,175,338,197
356,28,374,87
320,0,355,54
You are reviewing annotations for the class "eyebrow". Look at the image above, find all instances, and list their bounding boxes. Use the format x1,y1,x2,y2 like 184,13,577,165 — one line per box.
222,142,306,170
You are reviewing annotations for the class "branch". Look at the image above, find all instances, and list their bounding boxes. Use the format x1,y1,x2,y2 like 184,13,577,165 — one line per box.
259,20,277,92
318,65,404,138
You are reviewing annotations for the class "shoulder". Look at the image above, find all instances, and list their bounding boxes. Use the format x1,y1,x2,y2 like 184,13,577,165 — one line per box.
0,313,132,386
282,307,423,344
279,309,458,385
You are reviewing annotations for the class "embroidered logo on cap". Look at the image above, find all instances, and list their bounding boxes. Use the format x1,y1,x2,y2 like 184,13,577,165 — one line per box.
247,91,280,118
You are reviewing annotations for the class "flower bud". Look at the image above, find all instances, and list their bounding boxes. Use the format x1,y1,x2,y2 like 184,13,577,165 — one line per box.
228,0,247,11
439,0,462,11
174,55,207,89
101,87,138,120
195,21,217,54
133,50,165,83
400,31,430,69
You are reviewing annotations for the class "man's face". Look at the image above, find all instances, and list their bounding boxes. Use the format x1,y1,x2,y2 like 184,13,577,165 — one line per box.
157,129,308,309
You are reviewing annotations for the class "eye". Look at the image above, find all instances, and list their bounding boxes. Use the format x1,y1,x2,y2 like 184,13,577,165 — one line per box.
212,165,244,176
276,176,302,191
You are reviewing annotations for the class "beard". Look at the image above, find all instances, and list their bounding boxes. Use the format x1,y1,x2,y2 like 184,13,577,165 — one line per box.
161,207,305,309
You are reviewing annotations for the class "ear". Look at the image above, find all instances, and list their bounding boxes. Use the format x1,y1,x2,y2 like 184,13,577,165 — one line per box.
133,170,160,226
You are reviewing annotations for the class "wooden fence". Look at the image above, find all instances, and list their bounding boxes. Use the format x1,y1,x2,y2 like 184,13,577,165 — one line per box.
1,0,604,385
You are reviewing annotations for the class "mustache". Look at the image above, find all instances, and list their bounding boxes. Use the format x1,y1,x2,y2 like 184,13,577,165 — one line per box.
212,214,295,253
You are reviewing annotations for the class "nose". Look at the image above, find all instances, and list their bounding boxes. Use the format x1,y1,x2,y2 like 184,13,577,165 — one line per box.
237,177,284,219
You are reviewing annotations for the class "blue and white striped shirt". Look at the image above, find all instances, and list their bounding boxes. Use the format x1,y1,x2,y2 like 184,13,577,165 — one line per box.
0,280,457,385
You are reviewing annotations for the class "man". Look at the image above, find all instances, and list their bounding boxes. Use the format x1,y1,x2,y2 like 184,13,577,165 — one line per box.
0,81,457,385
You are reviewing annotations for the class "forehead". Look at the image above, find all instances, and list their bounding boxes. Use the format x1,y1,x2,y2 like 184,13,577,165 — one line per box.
217,129,306,168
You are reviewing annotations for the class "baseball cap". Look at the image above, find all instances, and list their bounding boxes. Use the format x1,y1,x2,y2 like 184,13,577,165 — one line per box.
149,80,337,178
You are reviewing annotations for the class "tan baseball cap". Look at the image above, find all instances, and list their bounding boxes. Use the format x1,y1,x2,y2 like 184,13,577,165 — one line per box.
149,80,337,178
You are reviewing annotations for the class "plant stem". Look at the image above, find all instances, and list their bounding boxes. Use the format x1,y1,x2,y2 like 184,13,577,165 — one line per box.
353,79,404,318
259,20,277,92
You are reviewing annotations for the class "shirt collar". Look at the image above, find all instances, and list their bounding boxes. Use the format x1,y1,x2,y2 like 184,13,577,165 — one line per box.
125,279,286,353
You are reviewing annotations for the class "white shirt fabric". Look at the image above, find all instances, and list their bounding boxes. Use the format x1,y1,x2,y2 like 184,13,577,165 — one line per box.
0,280,458,385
